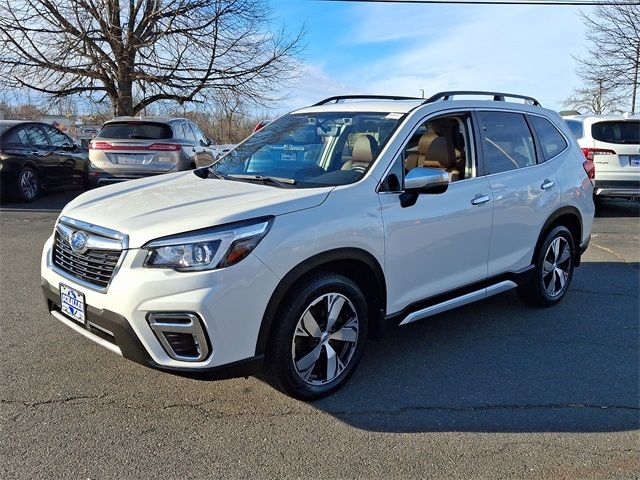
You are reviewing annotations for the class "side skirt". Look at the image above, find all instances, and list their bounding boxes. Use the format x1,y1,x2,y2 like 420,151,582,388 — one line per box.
387,266,534,327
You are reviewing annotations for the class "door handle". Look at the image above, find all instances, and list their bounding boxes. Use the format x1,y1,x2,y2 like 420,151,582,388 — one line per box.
471,194,491,205
31,151,42,156
541,179,555,190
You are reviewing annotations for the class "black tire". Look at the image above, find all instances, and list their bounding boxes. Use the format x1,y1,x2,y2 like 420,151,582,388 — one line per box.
518,226,575,307
16,166,40,202
263,272,368,400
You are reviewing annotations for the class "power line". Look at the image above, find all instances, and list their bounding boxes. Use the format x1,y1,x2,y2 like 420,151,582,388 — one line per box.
317,0,639,5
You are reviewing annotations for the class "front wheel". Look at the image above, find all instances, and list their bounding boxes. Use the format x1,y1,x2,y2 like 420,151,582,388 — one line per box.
519,226,575,307
263,273,368,400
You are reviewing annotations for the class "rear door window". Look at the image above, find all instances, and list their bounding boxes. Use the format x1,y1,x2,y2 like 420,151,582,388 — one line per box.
99,122,172,140
183,124,197,142
25,125,50,148
478,111,536,174
529,115,568,161
42,125,74,148
591,121,640,145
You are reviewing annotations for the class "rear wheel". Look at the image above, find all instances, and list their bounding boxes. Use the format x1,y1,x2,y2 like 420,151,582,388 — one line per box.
263,273,368,400
17,166,39,202
519,226,575,307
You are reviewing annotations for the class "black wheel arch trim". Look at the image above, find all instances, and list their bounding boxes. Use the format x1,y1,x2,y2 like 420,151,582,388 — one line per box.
255,247,387,356
533,206,584,266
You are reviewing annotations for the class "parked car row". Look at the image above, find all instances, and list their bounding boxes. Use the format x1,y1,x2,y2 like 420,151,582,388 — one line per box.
2,111,638,203
1,117,223,202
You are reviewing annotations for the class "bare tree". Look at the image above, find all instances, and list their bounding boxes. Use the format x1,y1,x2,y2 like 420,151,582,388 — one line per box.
576,1,640,113
0,0,304,116
562,78,625,115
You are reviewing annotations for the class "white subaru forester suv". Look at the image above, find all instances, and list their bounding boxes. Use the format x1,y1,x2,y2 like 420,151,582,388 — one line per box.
41,91,595,400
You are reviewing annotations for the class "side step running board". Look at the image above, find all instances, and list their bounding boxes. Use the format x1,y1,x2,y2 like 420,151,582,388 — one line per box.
398,280,517,326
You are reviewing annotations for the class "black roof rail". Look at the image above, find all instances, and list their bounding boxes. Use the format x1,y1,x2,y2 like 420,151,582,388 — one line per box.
313,95,422,106
424,91,541,107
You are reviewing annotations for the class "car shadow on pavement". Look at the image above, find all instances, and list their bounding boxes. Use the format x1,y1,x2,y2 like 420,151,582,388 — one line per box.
0,188,84,212
595,199,640,218
311,260,639,433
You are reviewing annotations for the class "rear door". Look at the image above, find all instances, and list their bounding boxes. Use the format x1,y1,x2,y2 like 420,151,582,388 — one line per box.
188,123,215,167
41,124,84,183
478,110,563,277
21,124,58,184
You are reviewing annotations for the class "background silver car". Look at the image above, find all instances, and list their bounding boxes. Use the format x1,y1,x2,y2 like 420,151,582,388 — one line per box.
87,117,215,187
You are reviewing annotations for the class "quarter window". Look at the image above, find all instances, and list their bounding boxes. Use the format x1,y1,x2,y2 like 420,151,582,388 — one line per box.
529,116,567,161
479,112,536,174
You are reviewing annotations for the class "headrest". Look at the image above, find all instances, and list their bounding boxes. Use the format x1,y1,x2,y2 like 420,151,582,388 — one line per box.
352,135,378,164
418,131,438,155
426,137,456,168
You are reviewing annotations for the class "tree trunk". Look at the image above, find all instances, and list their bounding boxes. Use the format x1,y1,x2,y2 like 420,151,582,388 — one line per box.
114,79,134,116
631,42,639,114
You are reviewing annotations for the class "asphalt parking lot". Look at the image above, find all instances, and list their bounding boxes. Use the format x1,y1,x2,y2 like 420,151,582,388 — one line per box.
0,192,638,479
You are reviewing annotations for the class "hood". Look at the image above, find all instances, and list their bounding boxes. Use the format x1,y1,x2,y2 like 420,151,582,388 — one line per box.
60,171,332,248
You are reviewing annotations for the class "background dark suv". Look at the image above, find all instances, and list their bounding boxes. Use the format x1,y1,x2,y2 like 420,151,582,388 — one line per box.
87,117,216,187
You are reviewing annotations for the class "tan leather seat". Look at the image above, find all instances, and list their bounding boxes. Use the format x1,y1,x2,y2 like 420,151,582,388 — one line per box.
424,136,460,181
342,134,378,171
405,131,437,171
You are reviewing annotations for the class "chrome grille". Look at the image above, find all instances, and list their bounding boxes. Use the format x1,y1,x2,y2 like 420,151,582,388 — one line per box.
52,217,127,291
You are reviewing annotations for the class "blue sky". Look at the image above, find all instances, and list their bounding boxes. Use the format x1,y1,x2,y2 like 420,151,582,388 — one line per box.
269,0,594,113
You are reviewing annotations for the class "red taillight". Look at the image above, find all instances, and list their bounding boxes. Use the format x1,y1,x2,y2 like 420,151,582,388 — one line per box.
89,141,113,150
581,147,616,161
148,143,181,151
582,159,595,180
88,141,180,151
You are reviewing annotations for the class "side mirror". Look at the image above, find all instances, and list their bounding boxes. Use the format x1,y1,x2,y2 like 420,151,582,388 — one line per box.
206,137,214,146
400,167,449,207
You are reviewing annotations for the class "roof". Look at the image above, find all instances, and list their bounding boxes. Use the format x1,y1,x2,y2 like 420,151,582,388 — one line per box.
106,116,187,124
293,100,424,115
562,114,640,122
0,120,29,126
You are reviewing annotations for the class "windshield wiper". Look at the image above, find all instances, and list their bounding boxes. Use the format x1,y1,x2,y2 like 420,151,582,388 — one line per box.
227,174,296,188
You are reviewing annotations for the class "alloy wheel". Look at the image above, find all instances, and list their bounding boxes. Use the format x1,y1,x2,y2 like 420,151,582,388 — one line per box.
291,293,359,386
542,237,572,297
20,169,38,200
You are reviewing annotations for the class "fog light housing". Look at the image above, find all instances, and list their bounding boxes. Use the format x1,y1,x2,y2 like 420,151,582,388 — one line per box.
147,312,210,362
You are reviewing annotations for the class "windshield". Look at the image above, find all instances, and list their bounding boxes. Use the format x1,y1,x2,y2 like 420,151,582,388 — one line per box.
212,111,402,188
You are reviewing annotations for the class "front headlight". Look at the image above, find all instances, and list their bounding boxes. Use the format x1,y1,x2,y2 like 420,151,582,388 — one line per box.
143,217,273,271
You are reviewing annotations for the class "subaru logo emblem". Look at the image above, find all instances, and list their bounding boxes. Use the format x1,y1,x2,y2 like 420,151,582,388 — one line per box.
70,231,89,253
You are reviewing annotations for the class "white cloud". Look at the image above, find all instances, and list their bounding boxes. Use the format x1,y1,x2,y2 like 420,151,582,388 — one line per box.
278,4,594,112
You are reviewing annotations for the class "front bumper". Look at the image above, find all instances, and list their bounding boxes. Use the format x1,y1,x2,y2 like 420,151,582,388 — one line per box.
40,234,280,379
42,279,263,379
